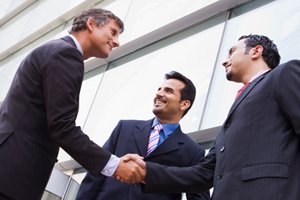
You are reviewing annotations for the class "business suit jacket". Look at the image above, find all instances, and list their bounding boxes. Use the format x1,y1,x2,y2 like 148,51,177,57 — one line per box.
144,60,300,200
76,119,210,200
0,36,111,200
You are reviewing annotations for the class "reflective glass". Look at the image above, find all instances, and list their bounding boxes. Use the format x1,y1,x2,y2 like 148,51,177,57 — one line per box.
111,0,219,44
0,0,24,18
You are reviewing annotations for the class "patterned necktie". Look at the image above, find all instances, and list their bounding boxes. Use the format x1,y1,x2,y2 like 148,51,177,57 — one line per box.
147,124,163,155
235,82,250,99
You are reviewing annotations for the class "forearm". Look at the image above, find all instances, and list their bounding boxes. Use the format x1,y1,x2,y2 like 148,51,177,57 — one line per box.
144,162,213,193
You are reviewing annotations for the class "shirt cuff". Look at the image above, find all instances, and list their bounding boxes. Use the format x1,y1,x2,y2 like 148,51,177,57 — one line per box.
101,154,120,176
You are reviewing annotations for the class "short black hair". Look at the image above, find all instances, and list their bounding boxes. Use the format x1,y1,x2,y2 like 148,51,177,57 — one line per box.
239,34,281,69
165,71,196,117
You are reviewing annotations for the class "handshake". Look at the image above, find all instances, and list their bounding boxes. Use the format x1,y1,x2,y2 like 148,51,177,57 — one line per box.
113,154,146,184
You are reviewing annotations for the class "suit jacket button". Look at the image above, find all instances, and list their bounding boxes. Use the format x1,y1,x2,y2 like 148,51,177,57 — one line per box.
224,122,230,128
217,174,222,180
220,146,225,152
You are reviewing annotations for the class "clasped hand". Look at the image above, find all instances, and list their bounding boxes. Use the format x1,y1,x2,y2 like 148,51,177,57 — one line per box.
113,153,146,184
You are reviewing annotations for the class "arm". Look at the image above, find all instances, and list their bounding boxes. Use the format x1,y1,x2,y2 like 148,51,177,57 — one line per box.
76,121,123,200
144,147,215,193
186,148,211,200
43,46,111,174
43,47,144,183
276,59,300,134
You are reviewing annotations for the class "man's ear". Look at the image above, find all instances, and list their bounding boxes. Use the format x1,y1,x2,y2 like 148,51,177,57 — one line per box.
180,100,191,112
86,17,96,32
252,45,263,58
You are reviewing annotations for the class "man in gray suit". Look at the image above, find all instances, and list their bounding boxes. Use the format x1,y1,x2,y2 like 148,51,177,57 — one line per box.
0,8,144,200
138,34,300,200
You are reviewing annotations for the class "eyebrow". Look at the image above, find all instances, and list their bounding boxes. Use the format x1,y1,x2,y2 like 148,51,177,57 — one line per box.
165,87,175,92
228,46,237,55
158,86,175,92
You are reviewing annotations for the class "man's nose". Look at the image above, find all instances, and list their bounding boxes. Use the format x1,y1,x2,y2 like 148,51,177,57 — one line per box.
113,37,120,47
222,60,230,68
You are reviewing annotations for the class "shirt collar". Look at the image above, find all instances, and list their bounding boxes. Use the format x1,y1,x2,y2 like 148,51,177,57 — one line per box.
249,69,270,83
152,118,179,138
69,34,83,55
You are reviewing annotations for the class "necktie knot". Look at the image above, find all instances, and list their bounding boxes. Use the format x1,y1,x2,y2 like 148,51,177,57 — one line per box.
236,82,250,99
147,124,163,155
154,124,163,132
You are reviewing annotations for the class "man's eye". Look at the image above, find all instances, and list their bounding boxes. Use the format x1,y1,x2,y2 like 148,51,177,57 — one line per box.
228,47,236,55
111,29,117,36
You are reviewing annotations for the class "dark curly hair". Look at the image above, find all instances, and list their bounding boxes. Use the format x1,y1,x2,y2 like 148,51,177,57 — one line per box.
239,34,281,69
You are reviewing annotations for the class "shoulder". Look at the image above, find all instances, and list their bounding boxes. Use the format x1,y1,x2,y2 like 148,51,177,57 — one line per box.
32,37,80,58
272,59,300,73
282,59,300,66
177,132,205,151
119,119,151,125
114,119,151,129
270,59,300,83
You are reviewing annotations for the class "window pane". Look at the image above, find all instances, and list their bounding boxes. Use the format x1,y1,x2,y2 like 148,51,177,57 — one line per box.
99,0,219,44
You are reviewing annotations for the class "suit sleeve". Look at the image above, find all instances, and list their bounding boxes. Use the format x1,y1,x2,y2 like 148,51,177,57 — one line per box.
76,121,123,200
145,147,215,193
42,46,111,175
186,148,211,200
276,59,300,135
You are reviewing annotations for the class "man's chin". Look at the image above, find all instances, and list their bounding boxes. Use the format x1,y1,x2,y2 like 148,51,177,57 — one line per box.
152,108,163,116
97,51,110,58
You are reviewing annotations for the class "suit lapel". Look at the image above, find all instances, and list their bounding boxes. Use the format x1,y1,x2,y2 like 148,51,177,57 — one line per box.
61,36,77,48
227,72,267,119
132,119,153,156
147,127,184,158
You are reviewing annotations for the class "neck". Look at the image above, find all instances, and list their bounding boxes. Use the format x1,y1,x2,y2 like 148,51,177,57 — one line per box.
157,117,181,124
71,32,90,60
241,62,270,84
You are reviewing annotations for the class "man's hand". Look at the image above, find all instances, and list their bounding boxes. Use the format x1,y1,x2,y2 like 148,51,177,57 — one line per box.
114,154,146,184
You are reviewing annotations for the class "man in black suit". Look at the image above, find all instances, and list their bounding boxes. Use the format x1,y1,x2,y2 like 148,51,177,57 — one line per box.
76,71,210,200
138,34,300,200
0,8,144,200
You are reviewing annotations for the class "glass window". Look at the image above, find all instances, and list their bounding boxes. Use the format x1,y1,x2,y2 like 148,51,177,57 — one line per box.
96,0,219,44
0,0,25,18
0,0,97,53
76,66,107,128
63,178,80,200
41,191,61,200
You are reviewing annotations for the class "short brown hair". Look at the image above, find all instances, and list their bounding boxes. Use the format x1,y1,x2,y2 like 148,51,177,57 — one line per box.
69,8,124,33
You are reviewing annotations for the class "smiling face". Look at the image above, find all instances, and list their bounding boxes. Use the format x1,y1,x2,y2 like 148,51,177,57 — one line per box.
88,18,121,58
152,78,190,123
222,39,252,83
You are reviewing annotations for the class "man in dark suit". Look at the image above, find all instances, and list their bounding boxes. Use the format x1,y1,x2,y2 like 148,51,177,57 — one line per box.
76,71,210,200
0,8,144,200
140,34,300,200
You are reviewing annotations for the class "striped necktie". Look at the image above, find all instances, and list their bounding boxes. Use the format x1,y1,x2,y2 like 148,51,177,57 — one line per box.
147,124,163,155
